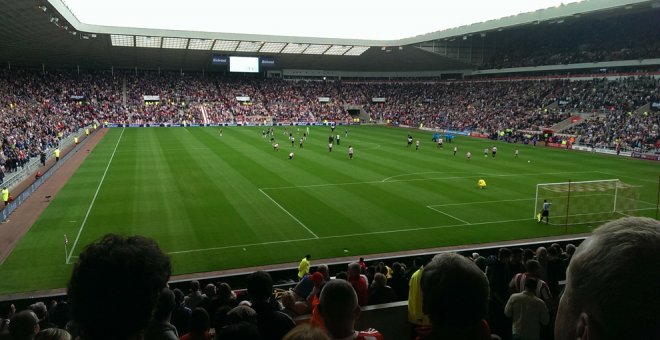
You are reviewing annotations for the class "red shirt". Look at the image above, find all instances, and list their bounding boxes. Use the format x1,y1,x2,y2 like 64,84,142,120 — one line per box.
349,274,369,307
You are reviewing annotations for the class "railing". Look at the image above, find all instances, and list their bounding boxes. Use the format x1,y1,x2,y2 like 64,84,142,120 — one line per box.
1,128,93,222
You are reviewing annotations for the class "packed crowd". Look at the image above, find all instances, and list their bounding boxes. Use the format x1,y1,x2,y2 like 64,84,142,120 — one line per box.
1,217,658,340
1,70,659,172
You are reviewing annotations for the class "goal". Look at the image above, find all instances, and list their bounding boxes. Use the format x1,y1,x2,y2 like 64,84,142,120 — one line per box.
534,179,641,225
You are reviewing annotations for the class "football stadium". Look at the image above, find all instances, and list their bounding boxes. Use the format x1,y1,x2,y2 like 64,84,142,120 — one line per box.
0,0,659,339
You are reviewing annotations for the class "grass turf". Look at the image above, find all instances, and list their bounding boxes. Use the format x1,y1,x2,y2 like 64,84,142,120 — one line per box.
0,125,657,295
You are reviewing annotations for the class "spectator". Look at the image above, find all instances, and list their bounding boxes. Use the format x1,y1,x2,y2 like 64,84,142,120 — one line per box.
184,281,204,310
420,253,491,340
247,271,295,340
509,248,525,275
368,273,397,305
144,288,179,340
347,262,369,307
281,291,309,318
28,302,55,331
8,311,40,340
211,305,231,335
555,217,660,340
67,234,171,340
35,328,71,340
509,260,552,308
283,324,330,340
170,289,192,336
216,321,261,340
318,279,383,340
387,262,409,301
486,248,513,340
298,255,312,281
0,302,15,334
179,308,211,340
408,256,431,332
504,277,549,340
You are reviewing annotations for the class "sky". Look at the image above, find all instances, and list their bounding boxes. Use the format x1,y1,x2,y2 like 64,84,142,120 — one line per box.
62,0,582,40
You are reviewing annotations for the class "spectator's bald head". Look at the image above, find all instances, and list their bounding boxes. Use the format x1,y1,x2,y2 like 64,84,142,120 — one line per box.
555,217,660,340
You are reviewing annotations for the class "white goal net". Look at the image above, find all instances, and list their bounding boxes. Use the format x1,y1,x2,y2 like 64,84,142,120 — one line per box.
534,179,641,225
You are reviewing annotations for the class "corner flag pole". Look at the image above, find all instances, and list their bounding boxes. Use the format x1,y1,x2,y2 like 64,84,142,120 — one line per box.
564,179,571,233
64,234,69,264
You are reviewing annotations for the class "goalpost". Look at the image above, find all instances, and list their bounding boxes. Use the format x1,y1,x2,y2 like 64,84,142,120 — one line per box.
534,179,641,225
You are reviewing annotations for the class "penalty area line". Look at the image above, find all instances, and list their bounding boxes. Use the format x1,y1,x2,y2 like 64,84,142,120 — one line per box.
426,206,470,224
258,188,319,239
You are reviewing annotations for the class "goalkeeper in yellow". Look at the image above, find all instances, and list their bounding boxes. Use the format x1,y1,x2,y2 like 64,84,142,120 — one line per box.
478,178,487,189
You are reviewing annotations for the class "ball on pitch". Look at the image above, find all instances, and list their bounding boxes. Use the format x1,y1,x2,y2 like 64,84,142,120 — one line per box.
528,160,531,163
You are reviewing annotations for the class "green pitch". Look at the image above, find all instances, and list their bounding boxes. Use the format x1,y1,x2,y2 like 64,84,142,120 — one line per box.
0,125,657,295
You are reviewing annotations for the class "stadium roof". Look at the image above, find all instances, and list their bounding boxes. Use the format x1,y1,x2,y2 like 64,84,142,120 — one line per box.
0,0,657,72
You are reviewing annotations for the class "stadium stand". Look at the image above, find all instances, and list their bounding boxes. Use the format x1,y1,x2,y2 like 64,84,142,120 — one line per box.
1,71,658,154
1,1,659,340
0,236,584,339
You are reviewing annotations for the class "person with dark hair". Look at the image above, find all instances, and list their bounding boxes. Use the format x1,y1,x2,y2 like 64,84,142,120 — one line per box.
184,281,204,310
318,280,383,340
212,305,232,335
368,273,397,305
216,321,261,340
0,302,15,334
555,217,660,340
8,311,40,340
504,277,549,340
247,271,295,340
486,248,513,340
46,301,71,330
67,234,171,340
420,253,491,339
35,328,71,340
180,308,211,340
509,248,525,275
509,260,552,308
387,262,409,301
170,288,192,336
144,288,178,340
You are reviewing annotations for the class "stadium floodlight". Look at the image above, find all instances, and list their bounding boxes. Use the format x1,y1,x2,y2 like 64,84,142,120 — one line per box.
324,45,353,55
188,39,213,50
303,44,330,55
162,37,188,49
236,41,263,52
259,42,286,53
212,40,239,51
534,179,641,225
343,46,369,56
281,43,309,54
135,36,162,48
110,34,134,47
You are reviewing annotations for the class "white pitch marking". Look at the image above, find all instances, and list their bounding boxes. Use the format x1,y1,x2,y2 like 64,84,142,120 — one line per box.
429,198,535,207
382,171,468,182
168,236,318,255
163,217,536,256
66,128,125,264
426,206,471,224
261,170,598,190
258,188,319,239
